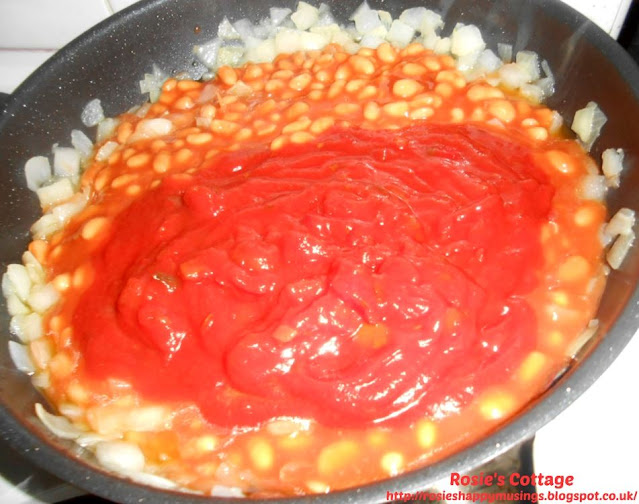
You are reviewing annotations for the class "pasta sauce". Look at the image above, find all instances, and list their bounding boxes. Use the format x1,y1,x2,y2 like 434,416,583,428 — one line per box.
31,42,607,495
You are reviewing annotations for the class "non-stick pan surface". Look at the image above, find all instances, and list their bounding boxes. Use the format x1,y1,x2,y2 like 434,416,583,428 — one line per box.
1,1,639,502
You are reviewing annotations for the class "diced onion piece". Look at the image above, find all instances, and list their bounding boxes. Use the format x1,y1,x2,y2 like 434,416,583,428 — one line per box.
211,486,245,498
70,130,93,161
456,51,481,72
450,23,485,57
129,118,174,143
433,37,451,55
10,312,43,343
129,472,179,490
246,38,277,63
519,83,544,104
53,147,81,178
7,293,30,316
233,18,256,40
28,283,60,314
386,20,415,48
571,101,607,151
378,10,392,30
35,403,85,439
568,319,599,357
549,111,563,134
579,174,607,201
5,264,32,302
605,207,635,239
36,178,75,209
270,7,292,27
607,231,635,270
96,141,119,162
353,2,385,36
475,49,502,73
81,99,105,127
498,63,530,89
218,17,241,40
360,34,386,49
418,10,444,35
291,2,319,31
217,45,245,68
8,341,35,374
32,371,50,389
24,156,52,191
30,213,63,240
397,7,428,30
515,50,541,81
193,38,221,69
497,43,513,62
228,81,253,97
95,441,146,474
51,191,88,225
96,118,120,143
602,148,624,187
23,251,46,284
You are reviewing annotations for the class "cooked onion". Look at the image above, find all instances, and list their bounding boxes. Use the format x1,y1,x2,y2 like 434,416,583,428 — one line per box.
571,101,607,151
35,403,86,439
81,99,105,127
24,156,52,192
8,341,36,374
95,441,146,474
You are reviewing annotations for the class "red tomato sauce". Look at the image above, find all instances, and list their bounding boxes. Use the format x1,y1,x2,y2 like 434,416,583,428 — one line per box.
70,123,553,428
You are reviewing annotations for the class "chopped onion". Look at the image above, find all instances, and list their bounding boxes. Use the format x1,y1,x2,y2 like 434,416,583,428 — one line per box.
246,38,277,63
10,312,44,343
571,101,607,151
129,472,179,490
23,251,46,284
211,486,245,498
31,371,50,389
378,10,392,30
193,38,221,69
475,49,502,73
129,118,174,143
5,264,32,302
579,174,607,201
36,178,75,209
70,130,93,161
270,7,292,27
8,341,35,374
568,319,599,357
35,403,85,439
497,43,513,63
30,213,63,240
360,34,386,49
51,192,88,225
450,23,485,58
96,141,119,162
95,441,146,474
81,99,105,127
228,81,253,97
6,293,30,316
24,156,52,192
605,207,635,239
386,20,415,48
96,118,120,143
608,231,635,269
291,2,319,31
515,51,541,81
498,63,530,89
27,283,60,314
418,10,444,35
218,17,240,40
53,147,81,178
353,2,385,37
217,45,245,67
233,18,256,40
602,148,624,187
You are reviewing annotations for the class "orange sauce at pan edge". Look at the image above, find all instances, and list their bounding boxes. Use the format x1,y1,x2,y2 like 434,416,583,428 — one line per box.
30,42,606,496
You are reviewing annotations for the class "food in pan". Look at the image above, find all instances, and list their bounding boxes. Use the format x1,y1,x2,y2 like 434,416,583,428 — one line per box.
2,1,635,498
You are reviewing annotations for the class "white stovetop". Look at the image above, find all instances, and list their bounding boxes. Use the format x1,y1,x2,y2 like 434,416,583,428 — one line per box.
1,1,638,502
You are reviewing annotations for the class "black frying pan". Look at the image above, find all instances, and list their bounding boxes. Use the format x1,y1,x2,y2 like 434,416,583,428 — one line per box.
1,0,639,502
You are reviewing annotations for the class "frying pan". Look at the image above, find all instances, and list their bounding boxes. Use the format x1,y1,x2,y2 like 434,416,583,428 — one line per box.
1,0,638,502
